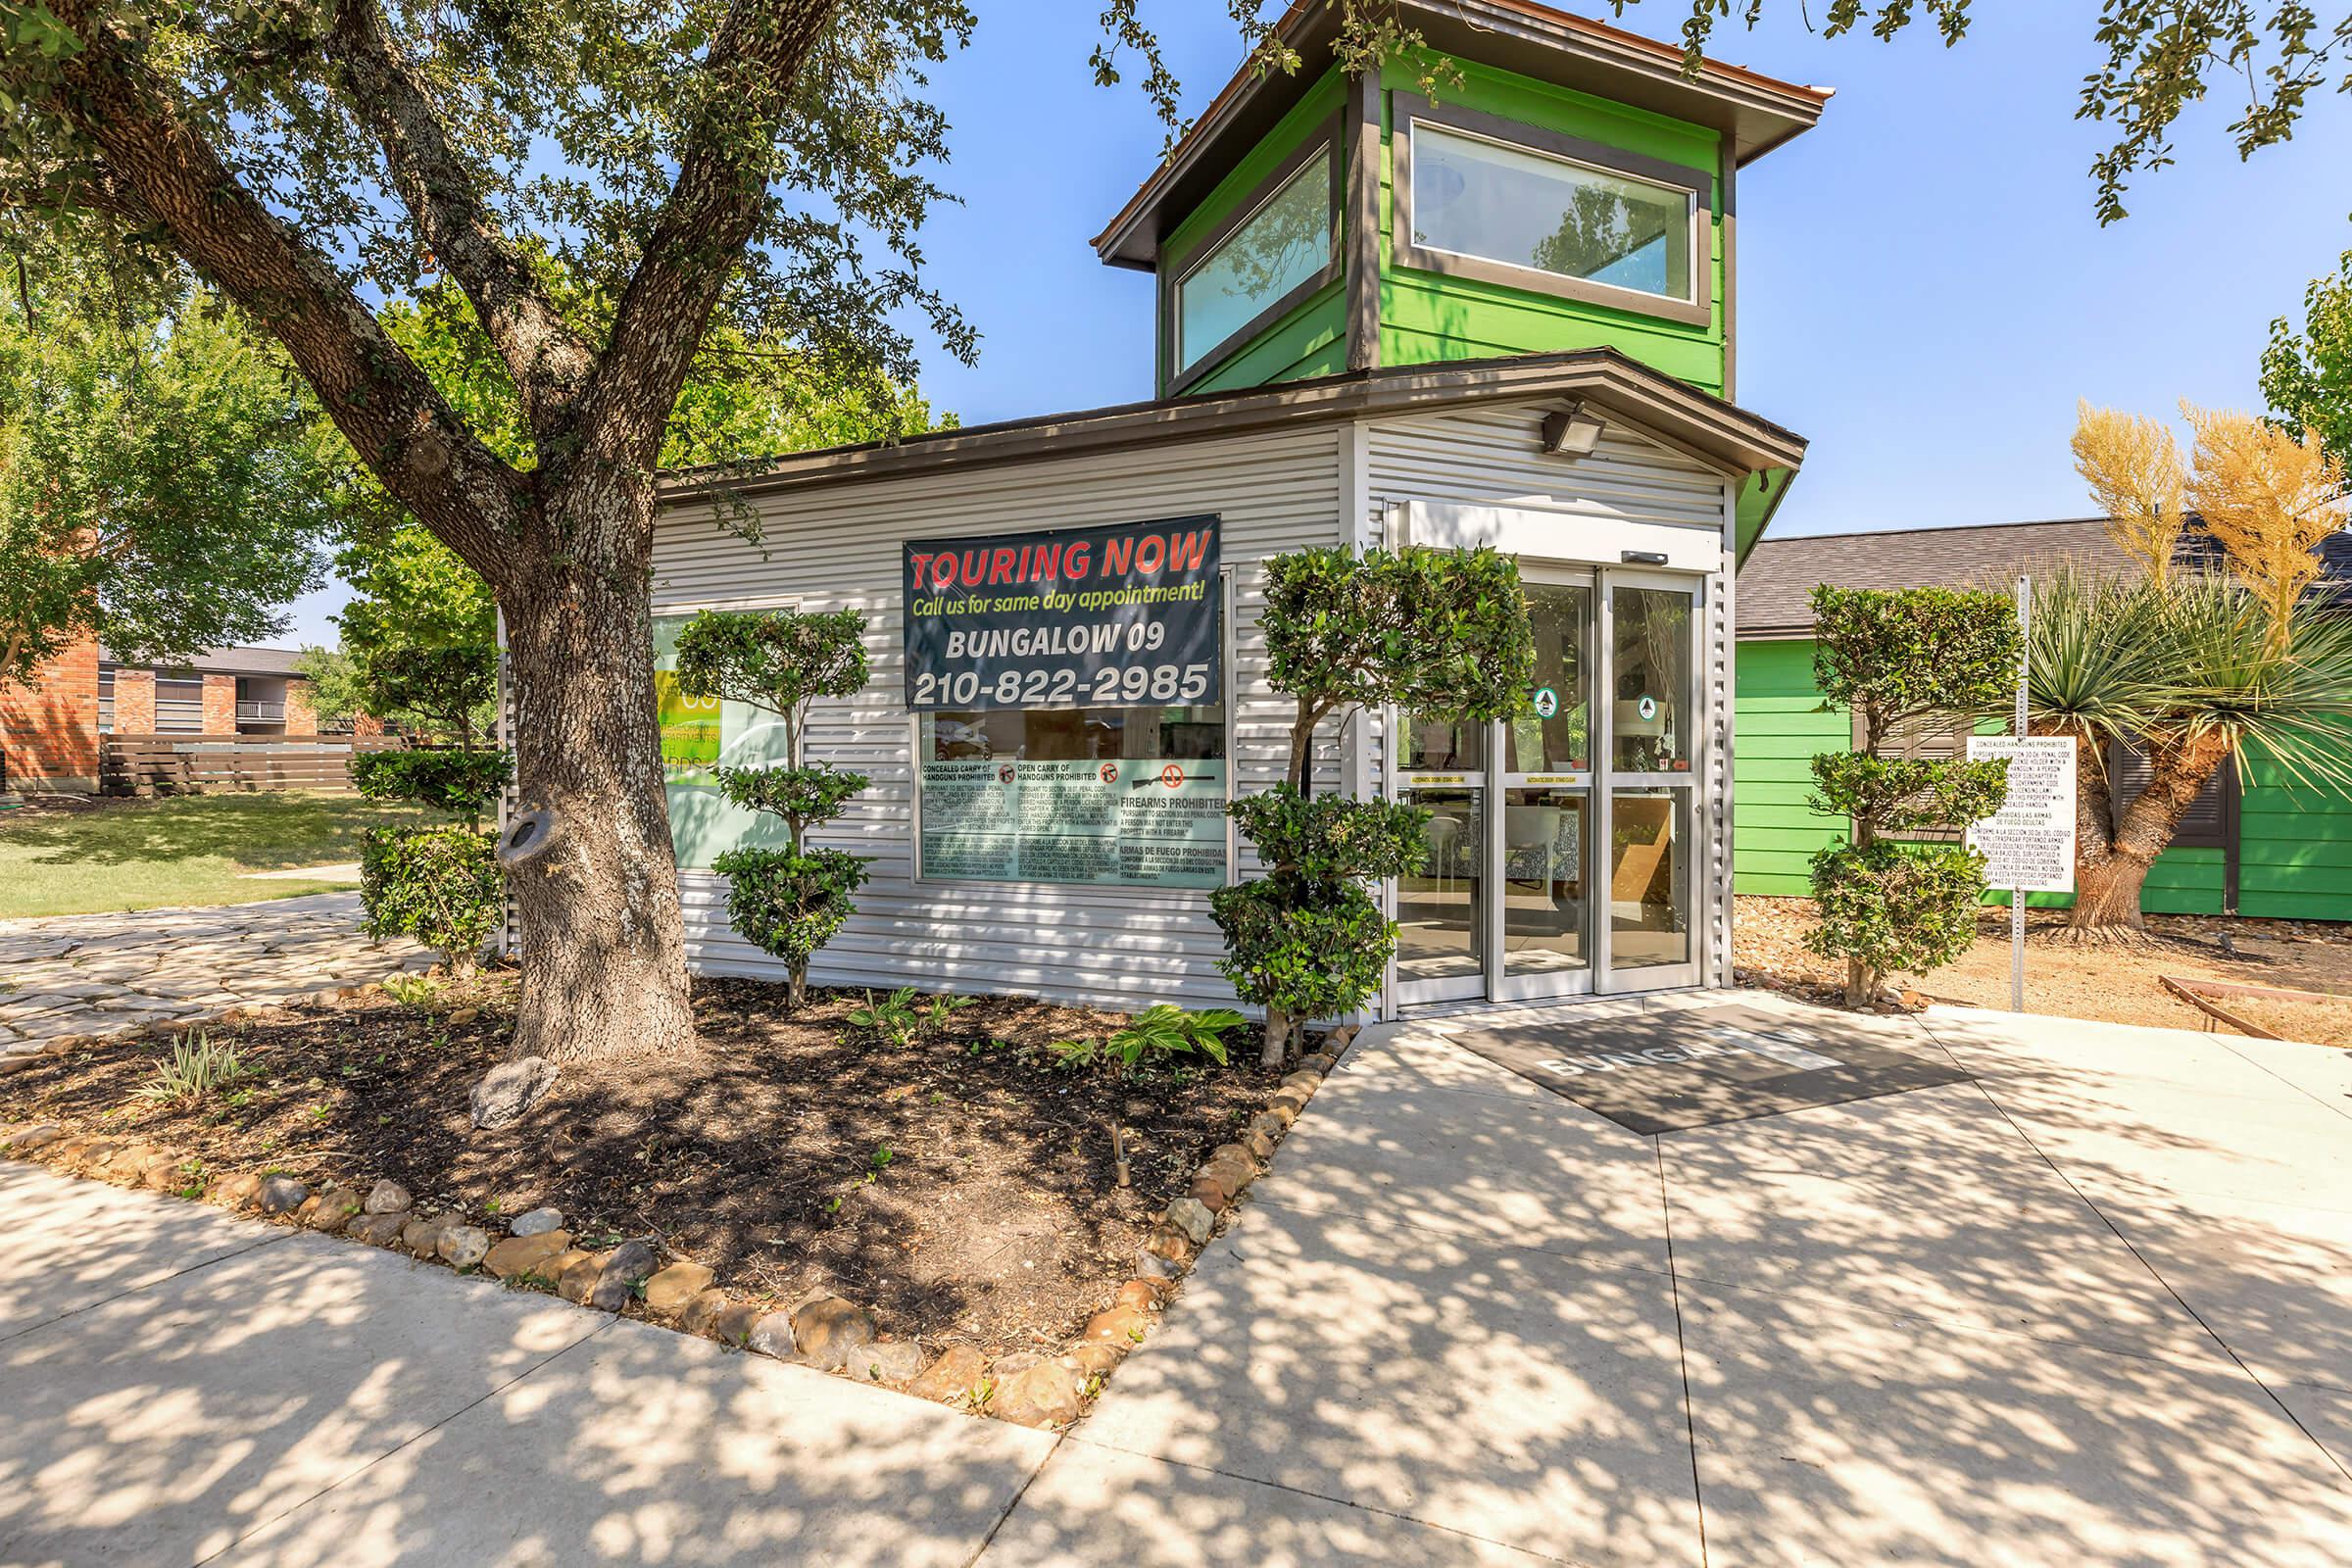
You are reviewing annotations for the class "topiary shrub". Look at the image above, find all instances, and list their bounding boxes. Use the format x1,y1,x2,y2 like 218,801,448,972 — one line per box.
1804,584,2020,1004
351,749,512,826
673,607,872,1010
1212,544,1534,1064
354,743,511,974
361,823,503,973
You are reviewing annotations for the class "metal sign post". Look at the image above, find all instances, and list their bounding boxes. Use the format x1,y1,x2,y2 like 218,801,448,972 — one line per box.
1966,582,2076,1017
2012,575,2029,1012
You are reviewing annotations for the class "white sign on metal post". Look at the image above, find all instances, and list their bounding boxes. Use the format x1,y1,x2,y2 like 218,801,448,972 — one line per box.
1967,736,2078,894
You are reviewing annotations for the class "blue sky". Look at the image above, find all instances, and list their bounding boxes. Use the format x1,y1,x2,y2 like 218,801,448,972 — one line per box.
279,2,2352,644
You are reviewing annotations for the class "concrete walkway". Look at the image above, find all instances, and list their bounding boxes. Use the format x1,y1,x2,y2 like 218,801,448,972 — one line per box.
0,895,428,1062
986,993,2352,1567
0,1161,1053,1567
3,994,2346,1565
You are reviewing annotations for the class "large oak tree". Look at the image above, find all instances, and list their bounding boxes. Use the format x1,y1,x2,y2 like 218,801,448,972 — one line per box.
4,0,977,1065
5,0,2336,1070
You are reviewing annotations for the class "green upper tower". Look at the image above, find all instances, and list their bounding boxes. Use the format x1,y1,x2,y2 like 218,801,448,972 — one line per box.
1093,0,1828,406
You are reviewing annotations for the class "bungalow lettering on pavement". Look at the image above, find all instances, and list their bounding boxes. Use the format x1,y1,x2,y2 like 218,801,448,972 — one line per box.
1535,1025,1838,1078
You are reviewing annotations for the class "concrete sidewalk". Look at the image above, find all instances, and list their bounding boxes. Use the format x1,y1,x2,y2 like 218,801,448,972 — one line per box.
0,895,428,1061
4,995,2347,1566
0,1162,1053,1567
983,994,2352,1567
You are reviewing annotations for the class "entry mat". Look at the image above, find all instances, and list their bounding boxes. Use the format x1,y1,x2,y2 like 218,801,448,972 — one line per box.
1441,1003,1971,1135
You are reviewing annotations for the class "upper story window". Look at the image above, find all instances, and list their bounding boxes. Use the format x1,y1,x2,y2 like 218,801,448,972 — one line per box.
1393,94,1711,328
1168,130,1341,387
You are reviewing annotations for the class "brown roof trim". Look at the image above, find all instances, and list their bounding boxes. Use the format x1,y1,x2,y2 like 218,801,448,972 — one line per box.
1093,0,1831,270
658,349,1807,507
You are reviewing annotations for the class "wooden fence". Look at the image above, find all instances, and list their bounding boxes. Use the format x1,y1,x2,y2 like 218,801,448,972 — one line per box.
102,734,410,796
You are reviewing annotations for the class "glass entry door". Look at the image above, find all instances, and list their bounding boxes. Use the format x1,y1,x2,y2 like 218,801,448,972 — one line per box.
1391,569,1702,1008
1394,714,1488,1004
1598,577,1699,990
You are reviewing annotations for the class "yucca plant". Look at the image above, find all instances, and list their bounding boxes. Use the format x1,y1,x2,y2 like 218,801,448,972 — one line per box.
134,1031,254,1105
2027,564,2352,939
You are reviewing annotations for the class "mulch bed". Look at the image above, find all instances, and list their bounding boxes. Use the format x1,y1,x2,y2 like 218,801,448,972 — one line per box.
0,972,1285,1356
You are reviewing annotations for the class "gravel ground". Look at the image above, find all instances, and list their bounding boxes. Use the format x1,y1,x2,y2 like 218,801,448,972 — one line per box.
1735,895,2352,1042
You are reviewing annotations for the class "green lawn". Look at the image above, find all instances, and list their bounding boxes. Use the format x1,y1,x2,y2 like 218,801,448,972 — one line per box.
0,792,435,920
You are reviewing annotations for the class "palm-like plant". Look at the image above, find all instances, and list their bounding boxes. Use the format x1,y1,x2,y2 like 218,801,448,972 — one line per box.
2028,564,2352,940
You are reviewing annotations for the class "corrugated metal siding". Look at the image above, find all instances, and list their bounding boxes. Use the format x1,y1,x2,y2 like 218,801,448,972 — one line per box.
1362,402,1737,987
650,426,1348,1010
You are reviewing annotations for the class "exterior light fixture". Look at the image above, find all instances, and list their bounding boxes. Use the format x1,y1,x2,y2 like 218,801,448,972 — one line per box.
1540,403,1606,458
1622,550,1670,565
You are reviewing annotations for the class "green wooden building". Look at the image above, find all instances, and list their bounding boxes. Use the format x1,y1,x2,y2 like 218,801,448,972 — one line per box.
1734,519,2352,922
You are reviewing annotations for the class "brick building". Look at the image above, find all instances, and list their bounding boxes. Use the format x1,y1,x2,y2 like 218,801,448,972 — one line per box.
2,637,322,794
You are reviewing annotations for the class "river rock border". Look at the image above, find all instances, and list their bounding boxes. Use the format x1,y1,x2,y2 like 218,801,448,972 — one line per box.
0,1018,1357,1430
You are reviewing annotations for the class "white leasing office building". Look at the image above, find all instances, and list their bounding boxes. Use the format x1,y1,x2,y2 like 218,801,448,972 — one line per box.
651,0,1824,1018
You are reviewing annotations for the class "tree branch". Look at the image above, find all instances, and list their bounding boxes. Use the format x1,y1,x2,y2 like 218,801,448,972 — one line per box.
325,0,595,434
574,0,838,474
44,0,528,581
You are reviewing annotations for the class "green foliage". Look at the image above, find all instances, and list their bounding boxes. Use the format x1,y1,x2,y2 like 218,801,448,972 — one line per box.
351,750,513,823
1228,788,1428,882
712,846,869,996
133,1030,253,1105
360,824,502,973
1809,585,2023,747
673,609,871,742
676,607,874,1004
0,260,331,685
1805,842,1988,982
713,762,870,834
2028,564,2352,795
1260,545,1536,781
1219,546,1533,1051
2262,247,2352,472
1103,1004,1245,1068
847,985,923,1047
1808,585,2018,1003
292,645,367,729
1809,754,2010,838
1208,877,1395,1025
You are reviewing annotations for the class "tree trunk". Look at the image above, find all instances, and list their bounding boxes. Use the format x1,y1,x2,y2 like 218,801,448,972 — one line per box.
2063,730,2232,943
1843,956,1878,1009
498,486,696,1066
1260,1007,1292,1070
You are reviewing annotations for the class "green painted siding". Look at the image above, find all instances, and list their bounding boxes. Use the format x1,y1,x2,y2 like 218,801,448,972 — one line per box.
1733,639,1844,895
1734,635,2347,919
1159,67,1349,397
2238,753,2352,920
1153,56,1729,397
1376,58,1726,395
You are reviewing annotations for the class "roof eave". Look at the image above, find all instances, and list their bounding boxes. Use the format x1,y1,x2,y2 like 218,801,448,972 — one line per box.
1093,0,1830,270
658,350,1807,507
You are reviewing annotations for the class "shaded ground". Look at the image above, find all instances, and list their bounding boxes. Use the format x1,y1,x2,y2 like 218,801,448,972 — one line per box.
1738,894,2352,1042
985,994,2352,1565
0,971,1277,1354
0,791,430,918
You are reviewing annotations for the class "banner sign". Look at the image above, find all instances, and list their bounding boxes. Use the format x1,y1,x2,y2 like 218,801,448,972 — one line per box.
921,757,1228,888
1966,735,2078,894
903,515,1221,710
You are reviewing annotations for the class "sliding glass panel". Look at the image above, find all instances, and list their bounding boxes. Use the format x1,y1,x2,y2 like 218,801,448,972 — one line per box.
1500,786,1589,976
1505,583,1592,775
1610,585,1693,775
1396,786,1485,986
1607,786,1689,972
